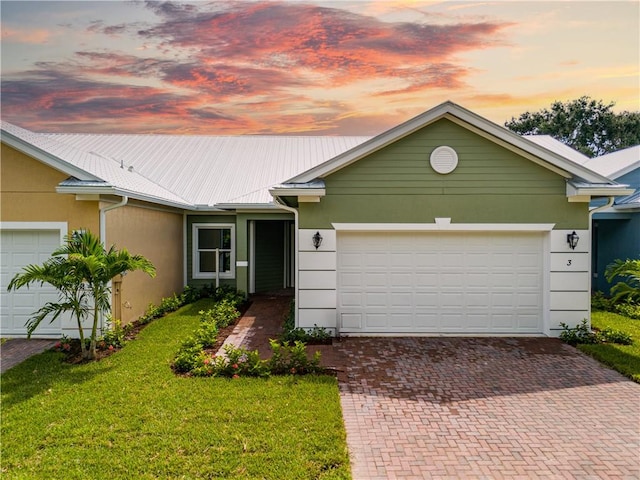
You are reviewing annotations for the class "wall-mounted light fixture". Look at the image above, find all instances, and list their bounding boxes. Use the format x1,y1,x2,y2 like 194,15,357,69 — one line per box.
312,231,323,250
567,231,579,250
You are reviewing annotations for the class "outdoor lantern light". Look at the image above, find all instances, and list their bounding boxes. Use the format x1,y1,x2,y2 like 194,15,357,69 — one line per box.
312,231,323,250
567,230,579,250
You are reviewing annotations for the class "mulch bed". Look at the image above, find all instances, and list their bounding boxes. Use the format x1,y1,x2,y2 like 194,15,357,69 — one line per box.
54,301,252,364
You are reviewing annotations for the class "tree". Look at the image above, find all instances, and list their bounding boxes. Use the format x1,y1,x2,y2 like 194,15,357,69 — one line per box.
8,231,156,360
505,96,640,157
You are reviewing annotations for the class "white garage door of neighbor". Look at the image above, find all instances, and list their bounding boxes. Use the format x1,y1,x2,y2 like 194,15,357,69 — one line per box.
337,231,544,334
1,230,65,337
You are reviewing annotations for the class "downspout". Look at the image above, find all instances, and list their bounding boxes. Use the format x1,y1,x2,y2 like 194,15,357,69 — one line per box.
99,196,128,332
100,196,129,246
587,196,615,323
273,196,299,328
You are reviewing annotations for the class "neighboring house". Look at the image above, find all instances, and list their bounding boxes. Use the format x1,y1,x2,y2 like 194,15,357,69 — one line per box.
525,138,640,294
1,101,633,339
583,146,640,293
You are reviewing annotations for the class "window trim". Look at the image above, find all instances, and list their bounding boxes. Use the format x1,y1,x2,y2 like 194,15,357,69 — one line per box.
192,223,236,279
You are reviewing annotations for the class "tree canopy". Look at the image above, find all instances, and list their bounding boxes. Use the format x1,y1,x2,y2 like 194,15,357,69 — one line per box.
505,96,640,157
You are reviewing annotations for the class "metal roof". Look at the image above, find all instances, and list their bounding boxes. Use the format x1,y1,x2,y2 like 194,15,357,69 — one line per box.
2,122,193,208
582,145,640,179
523,135,591,165
44,132,370,207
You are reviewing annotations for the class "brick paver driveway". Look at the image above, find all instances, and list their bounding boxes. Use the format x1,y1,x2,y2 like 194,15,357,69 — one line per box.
333,337,639,479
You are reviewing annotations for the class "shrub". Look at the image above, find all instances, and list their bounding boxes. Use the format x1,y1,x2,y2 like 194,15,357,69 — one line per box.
614,302,640,320
605,258,640,304
98,317,126,350
599,327,633,345
268,340,323,375
173,337,206,373
280,300,331,344
560,319,634,346
199,299,240,329
560,320,600,346
591,291,615,311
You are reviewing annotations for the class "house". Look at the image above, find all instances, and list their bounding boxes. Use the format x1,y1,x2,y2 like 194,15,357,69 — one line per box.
582,146,640,293
1,101,633,339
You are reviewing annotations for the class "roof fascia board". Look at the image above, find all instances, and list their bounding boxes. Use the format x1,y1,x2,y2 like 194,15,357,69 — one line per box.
212,203,282,211
566,183,635,199
56,184,192,210
2,130,99,182
268,187,326,197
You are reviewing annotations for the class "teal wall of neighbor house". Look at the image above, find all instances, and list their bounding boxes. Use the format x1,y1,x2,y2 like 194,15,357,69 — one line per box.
186,212,293,295
299,119,589,229
591,169,640,294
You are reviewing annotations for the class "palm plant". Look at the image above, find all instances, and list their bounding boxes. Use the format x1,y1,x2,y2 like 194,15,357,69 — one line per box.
605,258,640,304
8,231,156,359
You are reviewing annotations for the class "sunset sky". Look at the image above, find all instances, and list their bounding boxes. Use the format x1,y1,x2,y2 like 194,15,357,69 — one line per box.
1,1,638,135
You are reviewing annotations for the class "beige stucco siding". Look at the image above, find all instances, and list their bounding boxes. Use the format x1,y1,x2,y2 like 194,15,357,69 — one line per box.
1,144,99,231
105,203,183,325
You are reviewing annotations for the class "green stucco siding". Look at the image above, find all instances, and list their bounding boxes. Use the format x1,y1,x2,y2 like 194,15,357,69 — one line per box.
300,119,588,228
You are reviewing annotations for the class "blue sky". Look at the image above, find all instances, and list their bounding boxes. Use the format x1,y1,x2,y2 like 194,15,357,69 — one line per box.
1,1,638,134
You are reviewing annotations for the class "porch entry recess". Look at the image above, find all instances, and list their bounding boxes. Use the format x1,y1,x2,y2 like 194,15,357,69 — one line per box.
249,220,295,293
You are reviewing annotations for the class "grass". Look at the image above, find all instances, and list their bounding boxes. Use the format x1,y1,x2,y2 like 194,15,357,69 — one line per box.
1,299,351,479
579,310,640,383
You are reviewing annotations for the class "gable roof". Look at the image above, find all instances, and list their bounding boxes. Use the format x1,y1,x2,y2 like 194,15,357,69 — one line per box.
36,131,369,208
2,101,633,210
1,122,192,208
284,101,616,186
582,145,640,179
523,135,591,165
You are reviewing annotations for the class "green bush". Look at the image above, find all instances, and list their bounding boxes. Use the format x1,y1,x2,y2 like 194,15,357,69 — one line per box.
199,299,240,329
560,319,634,347
173,338,206,373
280,300,331,344
98,317,126,350
591,291,615,311
614,302,640,320
599,327,633,345
560,320,600,346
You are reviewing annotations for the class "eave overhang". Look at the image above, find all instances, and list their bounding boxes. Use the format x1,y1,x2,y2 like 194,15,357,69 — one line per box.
566,181,635,202
269,180,326,203
56,179,192,210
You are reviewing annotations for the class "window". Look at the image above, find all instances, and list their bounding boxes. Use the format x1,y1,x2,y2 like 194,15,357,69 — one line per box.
192,224,235,279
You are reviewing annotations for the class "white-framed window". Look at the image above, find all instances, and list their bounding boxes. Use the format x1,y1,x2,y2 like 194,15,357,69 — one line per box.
192,223,235,279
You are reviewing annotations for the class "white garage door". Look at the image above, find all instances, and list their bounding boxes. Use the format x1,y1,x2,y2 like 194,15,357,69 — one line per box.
1,229,65,337
338,231,544,334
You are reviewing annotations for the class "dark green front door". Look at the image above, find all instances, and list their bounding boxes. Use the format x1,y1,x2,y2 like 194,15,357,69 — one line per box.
254,220,286,292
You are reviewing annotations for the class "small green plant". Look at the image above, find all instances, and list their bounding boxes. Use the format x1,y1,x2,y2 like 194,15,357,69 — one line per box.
199,299,240,329
280,300,331,344
614,302,640,320
97,317,126,350
560,319,634,347
53,335,73,352
591,291,615,311
173,337,207,373
606,258,640,304
599,327,633,345
268,339,322,375
560,320,600,346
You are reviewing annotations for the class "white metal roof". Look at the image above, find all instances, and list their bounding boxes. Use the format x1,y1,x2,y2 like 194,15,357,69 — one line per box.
1,122,192,208
582,145,640,179
43,133,370,207
523,135,591,165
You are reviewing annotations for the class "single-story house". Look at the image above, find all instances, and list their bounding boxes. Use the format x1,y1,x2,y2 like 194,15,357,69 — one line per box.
1,101,633,338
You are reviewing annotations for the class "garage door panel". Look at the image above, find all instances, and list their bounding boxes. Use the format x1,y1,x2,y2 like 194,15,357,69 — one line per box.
338,231,544,334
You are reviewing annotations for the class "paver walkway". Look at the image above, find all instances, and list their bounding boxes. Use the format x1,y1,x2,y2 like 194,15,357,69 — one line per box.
1,339,58,373
219,297,640,479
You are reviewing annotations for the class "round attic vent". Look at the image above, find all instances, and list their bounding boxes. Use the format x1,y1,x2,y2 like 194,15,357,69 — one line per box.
430,146,458,174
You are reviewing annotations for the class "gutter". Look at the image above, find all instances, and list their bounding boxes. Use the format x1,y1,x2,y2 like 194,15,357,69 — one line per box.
272,196,299,329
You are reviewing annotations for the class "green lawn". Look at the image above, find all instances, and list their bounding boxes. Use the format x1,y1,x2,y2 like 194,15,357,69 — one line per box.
1,300,351,479
580,310,640,383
